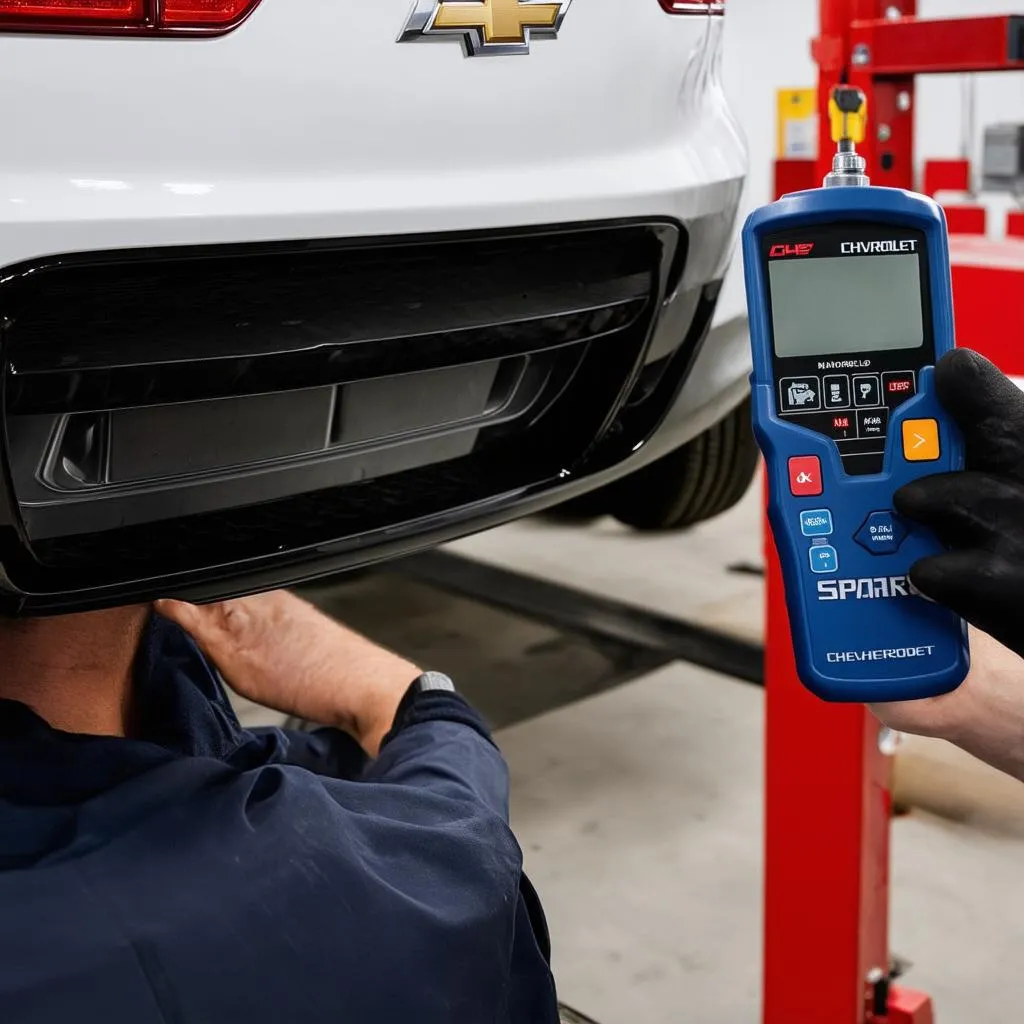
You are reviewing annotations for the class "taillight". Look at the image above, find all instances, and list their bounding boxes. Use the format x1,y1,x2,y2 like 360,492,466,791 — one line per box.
658,0,725,13
159,0,258,26
0,0,144,21
0,0,261,32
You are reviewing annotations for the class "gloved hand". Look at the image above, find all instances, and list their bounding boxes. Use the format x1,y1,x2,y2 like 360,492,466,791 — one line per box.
873,351,1024,779
894,348,1024,659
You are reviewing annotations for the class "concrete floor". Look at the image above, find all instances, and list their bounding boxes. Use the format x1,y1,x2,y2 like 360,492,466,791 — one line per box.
453,488,1024,1023
500,665,1024,1024
500,665,764,1024
241,483,1024,1022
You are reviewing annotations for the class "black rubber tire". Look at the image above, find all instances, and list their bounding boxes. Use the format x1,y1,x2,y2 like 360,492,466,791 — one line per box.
608,396,759,532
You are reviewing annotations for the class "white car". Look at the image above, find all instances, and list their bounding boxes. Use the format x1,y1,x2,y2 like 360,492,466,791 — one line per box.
0,0,748,613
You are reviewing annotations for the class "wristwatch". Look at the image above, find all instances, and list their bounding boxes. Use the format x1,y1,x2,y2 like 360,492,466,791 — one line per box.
410,671,456,695
393,671,458,726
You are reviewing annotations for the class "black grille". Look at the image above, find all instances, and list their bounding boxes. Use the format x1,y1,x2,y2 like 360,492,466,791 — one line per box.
0,220,688,610
5,228,661,413
18,448,530,582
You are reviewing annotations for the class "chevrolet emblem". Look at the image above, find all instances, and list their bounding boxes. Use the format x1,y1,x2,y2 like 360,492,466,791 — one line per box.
398,0,572,56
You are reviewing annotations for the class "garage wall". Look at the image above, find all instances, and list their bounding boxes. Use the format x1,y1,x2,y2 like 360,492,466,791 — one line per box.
715,0,1024,323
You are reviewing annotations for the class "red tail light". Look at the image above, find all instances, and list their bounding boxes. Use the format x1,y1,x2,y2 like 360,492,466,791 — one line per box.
658,0,725,13
0,0,143,21
0,0,261,31
160,0,257,26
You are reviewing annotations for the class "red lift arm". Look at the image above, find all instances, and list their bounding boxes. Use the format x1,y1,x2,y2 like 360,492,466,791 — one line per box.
763,4,1023,1023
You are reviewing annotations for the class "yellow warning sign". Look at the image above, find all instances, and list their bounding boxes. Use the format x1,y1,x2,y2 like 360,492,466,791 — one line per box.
776,88,818,160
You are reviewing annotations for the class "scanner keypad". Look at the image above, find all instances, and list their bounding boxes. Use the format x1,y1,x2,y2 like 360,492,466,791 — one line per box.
777,369,917,475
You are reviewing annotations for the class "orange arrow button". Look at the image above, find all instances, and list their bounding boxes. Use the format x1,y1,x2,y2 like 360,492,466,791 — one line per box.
902,418,940,462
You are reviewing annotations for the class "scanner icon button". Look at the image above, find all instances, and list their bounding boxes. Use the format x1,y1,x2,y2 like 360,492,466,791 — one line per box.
809,543,839,574
823,375,851,409
853,374,881,407
800,509,834,537
780,377,821,413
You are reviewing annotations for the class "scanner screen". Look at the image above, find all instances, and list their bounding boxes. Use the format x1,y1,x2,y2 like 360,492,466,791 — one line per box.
770,253,924,358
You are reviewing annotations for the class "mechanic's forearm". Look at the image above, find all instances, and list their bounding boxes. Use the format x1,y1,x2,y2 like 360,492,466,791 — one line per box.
873,630,1024,784
302,618,421,757
951,731,1024,785
157,592,420,757
923,631,1024,783
938,637,1024,783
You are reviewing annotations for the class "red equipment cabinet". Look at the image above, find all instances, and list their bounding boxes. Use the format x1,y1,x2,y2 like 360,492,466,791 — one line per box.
950,237,1024,371
921,159,971,198
763,4,1023,1023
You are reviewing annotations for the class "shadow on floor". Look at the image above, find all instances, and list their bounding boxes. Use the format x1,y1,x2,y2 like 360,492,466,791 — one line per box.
300,571,672,731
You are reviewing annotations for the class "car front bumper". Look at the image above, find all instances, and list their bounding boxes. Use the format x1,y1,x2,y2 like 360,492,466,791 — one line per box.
0,4,749,611
0,204,747,613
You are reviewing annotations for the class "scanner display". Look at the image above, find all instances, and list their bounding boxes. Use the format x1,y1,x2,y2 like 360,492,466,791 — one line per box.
763,223,935,477
769,253,924,358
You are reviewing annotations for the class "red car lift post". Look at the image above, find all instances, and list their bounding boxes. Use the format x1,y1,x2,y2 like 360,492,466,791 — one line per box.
763,4,1024,1024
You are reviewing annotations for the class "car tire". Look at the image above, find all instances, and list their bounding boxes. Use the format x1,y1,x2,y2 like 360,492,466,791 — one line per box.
608,396,759,531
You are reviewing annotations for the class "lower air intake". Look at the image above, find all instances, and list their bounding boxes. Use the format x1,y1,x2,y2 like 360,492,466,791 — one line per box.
0,221,685,607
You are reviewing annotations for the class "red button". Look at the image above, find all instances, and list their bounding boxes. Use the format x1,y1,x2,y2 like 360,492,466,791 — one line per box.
788,456,823,496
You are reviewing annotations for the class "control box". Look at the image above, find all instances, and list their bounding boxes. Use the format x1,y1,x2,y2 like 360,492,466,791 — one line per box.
982,122,1024,195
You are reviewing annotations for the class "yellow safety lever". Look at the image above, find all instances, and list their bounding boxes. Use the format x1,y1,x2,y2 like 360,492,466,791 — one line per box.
828,85,867,146
824,85,870,187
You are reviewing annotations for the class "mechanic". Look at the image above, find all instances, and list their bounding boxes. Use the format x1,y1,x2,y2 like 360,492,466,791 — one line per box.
0,590,559,1023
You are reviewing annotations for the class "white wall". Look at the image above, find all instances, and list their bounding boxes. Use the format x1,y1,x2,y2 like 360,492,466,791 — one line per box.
716,0,1024,322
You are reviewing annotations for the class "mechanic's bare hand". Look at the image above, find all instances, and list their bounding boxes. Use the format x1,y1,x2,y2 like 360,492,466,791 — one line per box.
872,627,1024,783
155,591,421,757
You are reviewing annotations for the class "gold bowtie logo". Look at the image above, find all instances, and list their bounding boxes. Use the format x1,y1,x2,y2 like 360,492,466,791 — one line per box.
399,0,573,56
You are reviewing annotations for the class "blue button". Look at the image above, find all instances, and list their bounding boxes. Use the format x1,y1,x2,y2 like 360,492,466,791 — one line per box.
809,544,839,574
800,509,834,537
854,511,908,555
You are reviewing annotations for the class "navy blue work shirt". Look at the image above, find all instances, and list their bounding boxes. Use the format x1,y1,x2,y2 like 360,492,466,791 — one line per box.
0,615,559,1024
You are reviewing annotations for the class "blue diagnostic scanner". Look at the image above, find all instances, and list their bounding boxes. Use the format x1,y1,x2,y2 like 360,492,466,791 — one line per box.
742,89,969,703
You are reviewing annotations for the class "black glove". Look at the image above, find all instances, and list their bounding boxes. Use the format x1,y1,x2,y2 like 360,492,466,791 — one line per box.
894,349,1024,657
